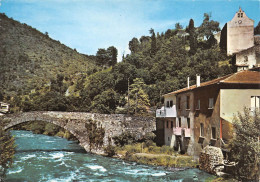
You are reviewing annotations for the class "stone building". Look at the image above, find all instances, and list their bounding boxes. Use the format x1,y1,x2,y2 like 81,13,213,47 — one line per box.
220,7,254,55
155,70,260,157
220,7,259,71
0,102,9,114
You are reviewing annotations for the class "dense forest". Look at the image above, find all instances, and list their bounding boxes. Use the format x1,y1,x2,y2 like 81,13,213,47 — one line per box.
1,13,237,114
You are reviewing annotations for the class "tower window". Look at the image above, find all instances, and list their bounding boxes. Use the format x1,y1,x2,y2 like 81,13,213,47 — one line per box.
238,13,240,18
241,13,243,17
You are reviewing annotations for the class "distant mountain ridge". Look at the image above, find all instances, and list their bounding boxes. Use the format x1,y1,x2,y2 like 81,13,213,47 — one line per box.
0,13,97,96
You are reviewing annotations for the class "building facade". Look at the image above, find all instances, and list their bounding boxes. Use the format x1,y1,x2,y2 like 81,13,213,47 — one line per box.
155,71,260,157
226,7,254,56
220,8,259,71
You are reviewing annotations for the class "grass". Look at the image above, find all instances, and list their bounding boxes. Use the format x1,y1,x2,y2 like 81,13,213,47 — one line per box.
114,142,198,168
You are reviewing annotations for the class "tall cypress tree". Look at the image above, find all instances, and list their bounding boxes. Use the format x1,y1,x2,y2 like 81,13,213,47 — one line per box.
188,19,197,55
149,28,157,57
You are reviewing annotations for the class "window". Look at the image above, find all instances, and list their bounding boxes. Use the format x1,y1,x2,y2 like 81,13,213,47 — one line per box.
166,121,169,128
178,97,181,109
238,13,240,18
241,13,243,17
200,123,204,137
187,118,190,128
209,98,214,109
179,118,181,127
171,121,173,128
166,100,173,108
186,96,190,110
196,100,200,110
211,127,216,139
170,100,173,107
251,96,260,111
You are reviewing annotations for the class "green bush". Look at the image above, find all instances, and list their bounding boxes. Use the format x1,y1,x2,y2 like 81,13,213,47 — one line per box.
104,145,116,157
144,140,156,148
148,146,161,154
113,132,137,147
160,145,175,155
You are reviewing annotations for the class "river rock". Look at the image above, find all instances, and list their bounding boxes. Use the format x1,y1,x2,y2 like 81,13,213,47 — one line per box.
199,146,224,175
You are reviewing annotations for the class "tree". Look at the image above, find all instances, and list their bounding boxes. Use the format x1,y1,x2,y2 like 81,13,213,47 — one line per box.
229,108,260,181
187,19,197,55
96,47,118,67
107,46,118,66
90,89,119,114
50,74,66,94
129,78,150,114
96,48,109,66
0,125,15,180
175,22,183,30
129,37,140,54
112,62,137,94
198,13,220,40
149,28,157,57
254,21,260,35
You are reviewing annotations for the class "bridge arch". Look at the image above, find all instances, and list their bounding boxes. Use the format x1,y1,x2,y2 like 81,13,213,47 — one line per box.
1,111,91,152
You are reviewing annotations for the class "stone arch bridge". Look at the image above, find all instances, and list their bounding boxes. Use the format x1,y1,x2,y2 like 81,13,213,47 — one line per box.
0,111,155,154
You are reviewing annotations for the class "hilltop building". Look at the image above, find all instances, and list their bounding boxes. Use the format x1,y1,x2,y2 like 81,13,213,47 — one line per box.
156,71,260,157
220,8,260,71
0,102,10,115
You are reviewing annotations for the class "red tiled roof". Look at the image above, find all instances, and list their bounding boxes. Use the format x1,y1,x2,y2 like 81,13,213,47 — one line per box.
220,70,260,84
164,71,260,96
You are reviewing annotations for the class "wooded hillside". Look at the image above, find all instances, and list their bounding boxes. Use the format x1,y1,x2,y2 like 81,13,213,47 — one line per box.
0,13,234,114
0,13,97,97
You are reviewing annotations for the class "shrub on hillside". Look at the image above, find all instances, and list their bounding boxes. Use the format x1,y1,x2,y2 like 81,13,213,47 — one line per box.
113,132,137,147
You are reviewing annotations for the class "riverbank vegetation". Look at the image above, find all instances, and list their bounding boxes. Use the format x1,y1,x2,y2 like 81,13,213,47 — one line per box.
104,132,199,168
0,125,15,180
229,109,260,181
115,143,198,168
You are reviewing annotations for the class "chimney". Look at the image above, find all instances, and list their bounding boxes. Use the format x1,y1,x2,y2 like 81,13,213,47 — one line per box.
187,77,190,88
196,74,200,87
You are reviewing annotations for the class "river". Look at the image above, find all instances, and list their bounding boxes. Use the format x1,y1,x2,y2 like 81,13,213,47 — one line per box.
6,130,215,182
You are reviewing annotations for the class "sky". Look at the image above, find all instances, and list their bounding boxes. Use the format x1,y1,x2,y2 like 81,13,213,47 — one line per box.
0,0,259,61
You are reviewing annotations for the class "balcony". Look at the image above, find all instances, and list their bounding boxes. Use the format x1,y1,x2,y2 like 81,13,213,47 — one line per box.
182,128,191,137
173,127,182,135
156,105,176,118
173,128,190,137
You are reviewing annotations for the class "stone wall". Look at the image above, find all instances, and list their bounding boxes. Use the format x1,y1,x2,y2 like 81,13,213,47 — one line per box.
1,112,156,154
199,146,224,175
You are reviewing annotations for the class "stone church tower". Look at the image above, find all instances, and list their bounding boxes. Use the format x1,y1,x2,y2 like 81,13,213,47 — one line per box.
220,7,254,56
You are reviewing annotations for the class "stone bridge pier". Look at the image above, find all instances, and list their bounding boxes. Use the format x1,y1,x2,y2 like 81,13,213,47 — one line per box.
0,111,155,154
